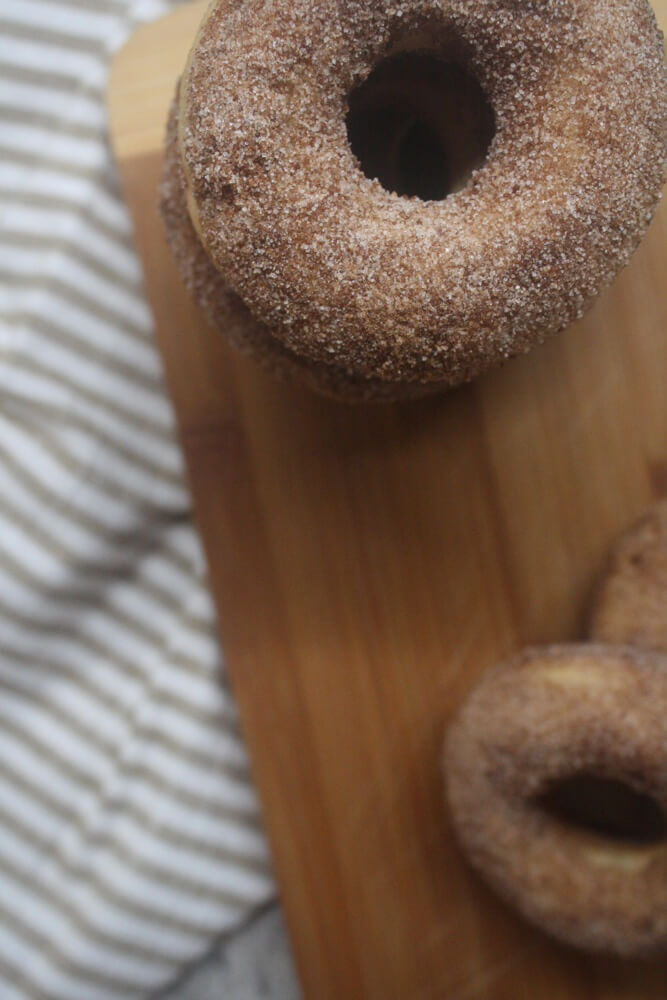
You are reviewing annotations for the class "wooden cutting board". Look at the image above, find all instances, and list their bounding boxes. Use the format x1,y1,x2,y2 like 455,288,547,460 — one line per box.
108,5,667,996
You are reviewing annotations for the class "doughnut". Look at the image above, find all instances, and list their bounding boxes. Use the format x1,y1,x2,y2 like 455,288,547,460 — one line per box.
160,94,435,401
589,499,667,654
443,644,667,957
168,0,666,397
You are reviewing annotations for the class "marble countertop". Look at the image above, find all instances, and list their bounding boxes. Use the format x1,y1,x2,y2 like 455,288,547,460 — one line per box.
159,904,300,1000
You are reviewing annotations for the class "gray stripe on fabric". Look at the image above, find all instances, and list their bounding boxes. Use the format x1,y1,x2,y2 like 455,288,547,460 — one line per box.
0,427,195,595
0,823,179,967
0,269,151,342
0,19,113,57
0,436,206,623
0,586,248,783
0,228,142,289
0,145,104,180
0,549,248,779
0,669,241,803
0,953,47,1000
0,531,210,666
0,637,246,790
0,761,260,936
0,645,244,788
1,384,180,488
0,714,264,905
0,104,105,142
5,0,130,18
0,63,103,99
0,767,229,941
0,882,164,997
0,191,136,249
3,311,164,396
45,0,130,13
4,356,177,450
0,643,258,836
0,519,225,702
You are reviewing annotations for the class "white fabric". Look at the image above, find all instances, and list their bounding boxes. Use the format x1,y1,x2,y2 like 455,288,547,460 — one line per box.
0,2,275,997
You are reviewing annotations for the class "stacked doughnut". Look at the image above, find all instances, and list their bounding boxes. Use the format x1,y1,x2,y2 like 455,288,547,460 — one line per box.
444,500,667,957
161,0,665,401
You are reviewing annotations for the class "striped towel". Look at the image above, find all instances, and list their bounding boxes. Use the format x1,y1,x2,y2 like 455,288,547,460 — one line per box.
0,2,275,997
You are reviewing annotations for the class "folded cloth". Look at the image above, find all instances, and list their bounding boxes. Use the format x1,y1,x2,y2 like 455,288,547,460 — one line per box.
0,2,274,997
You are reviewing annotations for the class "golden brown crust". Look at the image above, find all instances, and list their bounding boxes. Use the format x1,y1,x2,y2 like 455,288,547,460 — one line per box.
178,0,666,391
589,499,667,654
444,644,667,957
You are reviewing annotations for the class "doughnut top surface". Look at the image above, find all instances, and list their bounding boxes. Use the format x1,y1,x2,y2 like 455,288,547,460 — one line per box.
180,0,666,388
445,644,667,956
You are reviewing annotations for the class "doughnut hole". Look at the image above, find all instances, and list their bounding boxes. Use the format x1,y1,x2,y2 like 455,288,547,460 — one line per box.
537,774,667,846
346,53,495,201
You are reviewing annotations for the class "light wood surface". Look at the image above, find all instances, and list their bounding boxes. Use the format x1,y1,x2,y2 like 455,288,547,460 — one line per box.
108,5,667,997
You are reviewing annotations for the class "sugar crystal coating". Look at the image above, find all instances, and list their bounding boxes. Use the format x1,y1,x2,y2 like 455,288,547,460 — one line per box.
444,644,667,957
167,0,666,395
161,95,439,400
590,499,667,654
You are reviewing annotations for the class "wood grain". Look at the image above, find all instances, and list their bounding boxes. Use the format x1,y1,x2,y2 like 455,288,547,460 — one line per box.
108,5,667,997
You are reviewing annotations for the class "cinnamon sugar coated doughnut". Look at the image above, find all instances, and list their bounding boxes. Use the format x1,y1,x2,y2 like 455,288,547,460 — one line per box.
161,96,434,401
444,645,667,956
589,499,667,654
162,0,666,398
